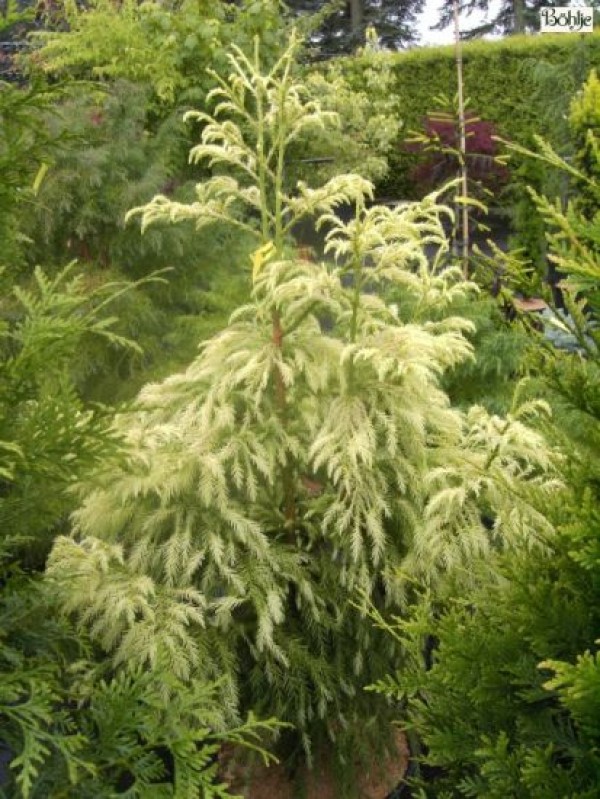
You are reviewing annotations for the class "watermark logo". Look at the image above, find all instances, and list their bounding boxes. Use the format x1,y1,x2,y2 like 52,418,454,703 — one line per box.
540,6,594,32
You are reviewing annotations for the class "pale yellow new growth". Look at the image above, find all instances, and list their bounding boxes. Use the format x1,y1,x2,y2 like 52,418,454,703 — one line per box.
49,34,559,710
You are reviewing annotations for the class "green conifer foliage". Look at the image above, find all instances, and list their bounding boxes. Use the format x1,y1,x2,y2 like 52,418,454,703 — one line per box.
0,265,280,798
570,68,600,222
0,81,70,282
368,80,600,799
48,34,558,765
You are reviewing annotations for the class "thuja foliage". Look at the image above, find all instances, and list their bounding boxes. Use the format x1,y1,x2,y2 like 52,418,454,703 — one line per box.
369,539,600,798
569,68,600,222
0,265,142,556
2,609,275,799
48,35,558,781
0,267,279,798
371,85,600,799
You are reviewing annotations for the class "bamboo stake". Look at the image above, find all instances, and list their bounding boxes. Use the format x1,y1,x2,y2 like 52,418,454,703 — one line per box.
453,0,470,278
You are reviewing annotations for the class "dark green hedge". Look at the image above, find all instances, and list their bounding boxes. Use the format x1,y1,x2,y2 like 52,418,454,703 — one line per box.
339,31,600,198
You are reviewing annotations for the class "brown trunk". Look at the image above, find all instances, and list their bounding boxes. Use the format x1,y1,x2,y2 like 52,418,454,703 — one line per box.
349,0,363,34
513,0,526,33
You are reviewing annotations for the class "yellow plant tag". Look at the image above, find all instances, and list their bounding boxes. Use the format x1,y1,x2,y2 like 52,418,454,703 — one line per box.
251,241,275,282
32,163,50,196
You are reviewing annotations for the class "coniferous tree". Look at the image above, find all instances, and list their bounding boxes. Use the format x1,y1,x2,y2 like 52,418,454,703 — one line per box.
48,33,558,776
433,0,546,37
286,0,424,54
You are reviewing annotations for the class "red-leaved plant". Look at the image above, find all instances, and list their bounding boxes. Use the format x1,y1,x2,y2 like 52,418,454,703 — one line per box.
407,110,509,200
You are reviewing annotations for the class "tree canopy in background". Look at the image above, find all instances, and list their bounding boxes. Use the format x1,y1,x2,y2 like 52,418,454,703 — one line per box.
433,0,600,38
285,0,424,54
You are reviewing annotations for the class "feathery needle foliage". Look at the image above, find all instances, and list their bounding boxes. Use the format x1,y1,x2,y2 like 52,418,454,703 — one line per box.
49,33,559,772
1,263,283,798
